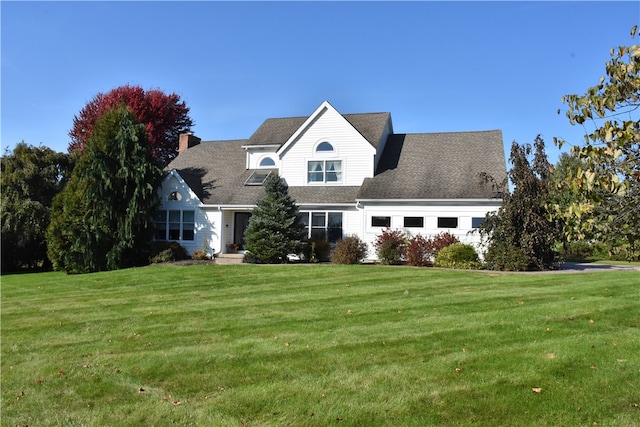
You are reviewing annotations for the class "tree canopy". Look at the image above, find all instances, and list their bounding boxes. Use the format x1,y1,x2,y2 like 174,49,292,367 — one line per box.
69,85,194,166
554,26,639,259
1,143,73,271
48,106,163,273
243,174,306,263
478,136,563,271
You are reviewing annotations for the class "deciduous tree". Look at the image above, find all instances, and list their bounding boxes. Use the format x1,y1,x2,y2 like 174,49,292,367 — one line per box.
69,85,194,165
47,106,163,273
1,143,72,270
554,26,639,259
478,136,563,271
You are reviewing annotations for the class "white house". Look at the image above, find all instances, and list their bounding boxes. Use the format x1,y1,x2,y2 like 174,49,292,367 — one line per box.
155,101,507,260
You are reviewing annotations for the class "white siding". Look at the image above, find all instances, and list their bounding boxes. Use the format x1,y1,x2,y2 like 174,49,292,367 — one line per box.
279,106,376,187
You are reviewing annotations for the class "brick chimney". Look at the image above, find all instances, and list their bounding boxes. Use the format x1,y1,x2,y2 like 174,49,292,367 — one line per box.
178,132,201,154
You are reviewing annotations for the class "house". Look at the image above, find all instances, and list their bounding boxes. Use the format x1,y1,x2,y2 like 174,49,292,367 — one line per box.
155,101,507,260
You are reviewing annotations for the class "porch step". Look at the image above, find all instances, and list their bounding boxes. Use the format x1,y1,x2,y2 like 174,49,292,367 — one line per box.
216,253,245,265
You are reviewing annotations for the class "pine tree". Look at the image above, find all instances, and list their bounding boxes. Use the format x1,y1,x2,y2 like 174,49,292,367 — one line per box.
243,174,306,263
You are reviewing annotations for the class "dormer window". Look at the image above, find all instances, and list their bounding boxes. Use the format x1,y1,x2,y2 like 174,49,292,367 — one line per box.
316,141,334,152
259,157,276,167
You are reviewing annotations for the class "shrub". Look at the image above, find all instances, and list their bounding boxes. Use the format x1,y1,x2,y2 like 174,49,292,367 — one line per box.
484,242,532,271
149,241,189,263
191,250,212,261
559,241,594,261
431,232,460,255
406,234,435,267
331,235,369,264
374,228,406,265
434,243,481,269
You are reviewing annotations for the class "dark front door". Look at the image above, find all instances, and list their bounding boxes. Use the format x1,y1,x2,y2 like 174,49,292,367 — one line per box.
234,212,252,250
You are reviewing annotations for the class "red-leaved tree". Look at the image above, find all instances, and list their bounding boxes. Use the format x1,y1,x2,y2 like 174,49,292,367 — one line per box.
69,85,194,165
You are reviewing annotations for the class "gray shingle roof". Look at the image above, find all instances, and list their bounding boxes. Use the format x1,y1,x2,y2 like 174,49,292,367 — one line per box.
358,130,506,200
244,112,391,148
165,114,506,205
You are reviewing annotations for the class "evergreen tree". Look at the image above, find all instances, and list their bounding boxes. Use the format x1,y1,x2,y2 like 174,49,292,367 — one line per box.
47,106,163,273
243,174,306,263
478,136,563,271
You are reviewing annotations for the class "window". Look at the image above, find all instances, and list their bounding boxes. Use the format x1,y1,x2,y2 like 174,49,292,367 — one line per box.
308,160,342,183
245,170,271,185
316,141,334,152
168,191,182,201
259,157,276,167
404,216,424,228
153,210,195,241
471,217,485,228
371,216,391,227
438,217,458,228
298,212,343,243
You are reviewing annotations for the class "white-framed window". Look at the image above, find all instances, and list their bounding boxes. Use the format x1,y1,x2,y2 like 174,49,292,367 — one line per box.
438,217,458,228
404,216,424,228
307,160,342,183
298,211,343,243
259,157,276,167
153,209,195,241
471,217,485,228
371,216,391,227
316,141,334,152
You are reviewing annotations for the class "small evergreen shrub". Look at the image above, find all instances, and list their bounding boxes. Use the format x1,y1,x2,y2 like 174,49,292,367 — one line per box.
149,241,189,263
434,243,481,269
374,228,406,265
406,234,435,267
331,235,369,264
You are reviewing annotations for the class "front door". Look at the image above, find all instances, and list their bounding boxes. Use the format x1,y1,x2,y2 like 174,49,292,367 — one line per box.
234,212,252,250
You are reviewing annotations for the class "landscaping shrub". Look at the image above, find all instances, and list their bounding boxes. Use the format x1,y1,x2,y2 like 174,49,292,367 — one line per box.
405,234,434,267
331,235,368,264
484,242,532,271
374,228,406,265
191,250,212,261
431,232,460,254
559,241,594,261
149,241,189,263
434,243,481,269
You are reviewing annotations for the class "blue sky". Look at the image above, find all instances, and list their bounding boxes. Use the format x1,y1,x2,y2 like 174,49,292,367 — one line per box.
2,1,638,165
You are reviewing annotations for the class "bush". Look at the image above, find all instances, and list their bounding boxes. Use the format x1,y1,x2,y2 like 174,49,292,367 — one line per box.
560,241,594,261
191,250,212,261
331,235,368,264
434,243,481,269
374,228,406,265
484,242,532,271
431,232,460,254
150,241,189,263
406,234,434,267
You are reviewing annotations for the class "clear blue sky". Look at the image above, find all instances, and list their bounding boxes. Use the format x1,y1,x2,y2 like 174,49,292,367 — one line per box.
2,1,638,165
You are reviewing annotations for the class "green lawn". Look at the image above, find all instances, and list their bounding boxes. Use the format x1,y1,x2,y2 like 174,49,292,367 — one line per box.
2,265,639,426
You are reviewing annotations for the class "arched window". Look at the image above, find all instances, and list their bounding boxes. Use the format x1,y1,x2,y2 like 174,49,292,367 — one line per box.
168,191,182,201
259,157,276,167
316,141,334,152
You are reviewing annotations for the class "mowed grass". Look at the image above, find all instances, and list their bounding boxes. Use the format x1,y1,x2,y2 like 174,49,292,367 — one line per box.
1,265,639,426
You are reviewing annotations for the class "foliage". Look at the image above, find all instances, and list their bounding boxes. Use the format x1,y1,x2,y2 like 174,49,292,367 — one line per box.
405,234,434,266
47,107,163,273
243,174,306,263
330,235,369,264
374,228,406,265
405,232,460,267
554,26,639,260
68,85,194,166
2,266,639,426
304,238,331,263
478,136,563,271
1,143,73,271
434,243,481,269
149,241,190,263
